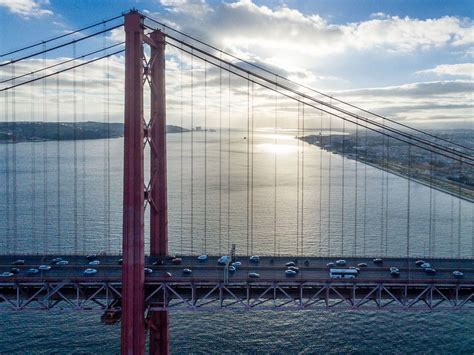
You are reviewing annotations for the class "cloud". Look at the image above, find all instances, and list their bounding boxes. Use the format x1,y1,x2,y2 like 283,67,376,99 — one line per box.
151,0,473,59
0,0,52,18
159,0,211,16
416,63,474,79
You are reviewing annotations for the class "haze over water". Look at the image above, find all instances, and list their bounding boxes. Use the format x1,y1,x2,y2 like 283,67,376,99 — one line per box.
0,130,473,353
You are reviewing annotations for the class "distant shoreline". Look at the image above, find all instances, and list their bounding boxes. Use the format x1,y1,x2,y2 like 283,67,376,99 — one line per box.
0,121,189,143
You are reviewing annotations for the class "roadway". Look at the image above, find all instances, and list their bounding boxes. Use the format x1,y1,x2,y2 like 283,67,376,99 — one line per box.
0,255,473,284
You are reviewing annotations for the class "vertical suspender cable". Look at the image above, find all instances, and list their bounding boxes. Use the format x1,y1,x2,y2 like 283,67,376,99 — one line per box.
273,79,278,256
180,47,184,255
190,52,194,254
327,99,332,256
56,75,61,252
363,127,368,256
218,59,222,255
354,118,359,256
73,42,78,254
31,74,37,252
250,82,255,256
106,44,111,253
407,143,412,277
296,102,300,256
4,86,9,253
12,64,17,253
380,124,385,256
82,55,86,254
227,68,231,252
457,161,462,258
204,61,207,254
301,102,305,256
341,113,345,255
318,105,323,255
428,151,433,257
385,135,389,256
450,197,454,256
42,45,48,254
246,77,250,256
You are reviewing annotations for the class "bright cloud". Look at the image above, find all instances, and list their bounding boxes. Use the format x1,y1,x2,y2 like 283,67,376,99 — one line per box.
416,63,474,79
0,0,52,17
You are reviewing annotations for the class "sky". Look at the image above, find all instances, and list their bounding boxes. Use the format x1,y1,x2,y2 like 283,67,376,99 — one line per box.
0,0,472,129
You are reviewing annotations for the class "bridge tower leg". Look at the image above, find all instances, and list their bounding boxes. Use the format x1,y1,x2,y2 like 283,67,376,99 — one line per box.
122,11,146,355
148,30,170,355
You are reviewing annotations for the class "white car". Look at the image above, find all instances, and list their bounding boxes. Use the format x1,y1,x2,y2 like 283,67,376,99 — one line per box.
420,263,431,269
197,255,208,262
89,260,101,266
452,271,464,278
335,260,346,266
38,265,51,271
248,272,260,278
0,272,14,278
218,256,230,265
84,268,97,276
249,255,260,263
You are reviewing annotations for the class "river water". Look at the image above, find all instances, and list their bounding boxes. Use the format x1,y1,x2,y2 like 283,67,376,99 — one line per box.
0,129,473,353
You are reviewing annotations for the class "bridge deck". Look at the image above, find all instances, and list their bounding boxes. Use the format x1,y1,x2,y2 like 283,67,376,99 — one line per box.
1,256,473,312
1,255,473,283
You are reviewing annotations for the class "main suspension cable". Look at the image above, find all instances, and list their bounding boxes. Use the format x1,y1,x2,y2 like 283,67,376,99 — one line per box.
0,14,123,58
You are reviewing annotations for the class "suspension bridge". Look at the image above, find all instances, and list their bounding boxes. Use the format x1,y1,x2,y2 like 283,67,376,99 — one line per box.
0,10,473,354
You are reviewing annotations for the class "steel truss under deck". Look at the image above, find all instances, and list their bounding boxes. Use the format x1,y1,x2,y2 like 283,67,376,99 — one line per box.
1,281,473,312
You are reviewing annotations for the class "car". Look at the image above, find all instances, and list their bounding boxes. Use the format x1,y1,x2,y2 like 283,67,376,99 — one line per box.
197,255,208,262
153,260,164,266
38,265,51,271
183,268,192,275
231,261,242,269
425,268,436,275
304,260,310,266
373,258,383,265
26,268,39,275
50,257,63,265
389,266,400,274
118,258,123,265
10,268,20,274
248,272,260,278
171,257,182,265
415,260,425,267
144,268,153,275
218,256,230,265
335,260,346,266
164,272,172,277
452,271,464,278
89,260,100,266
12,260,25,266
349,267,360,273
228,266,236,273
86,254,97,261
83,268,97,276
326,262,335,268
56,260,69,265
357,263,368,268
0,272,14,278
287,266,299,273
285,269,297,277
285,261,296,267
249,255,260,263
420,263,431,269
